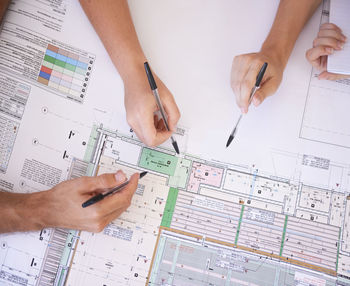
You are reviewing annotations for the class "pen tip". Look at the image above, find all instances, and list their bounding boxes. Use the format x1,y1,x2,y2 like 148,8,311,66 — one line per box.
226,135,234,148
140,171,148,179
172,141,180,154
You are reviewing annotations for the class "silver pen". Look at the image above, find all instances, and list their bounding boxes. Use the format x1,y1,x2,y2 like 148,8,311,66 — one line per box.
226,62,268,148
144,62,180,154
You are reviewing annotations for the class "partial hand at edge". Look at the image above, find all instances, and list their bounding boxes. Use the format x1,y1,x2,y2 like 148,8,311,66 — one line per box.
306,23,349,81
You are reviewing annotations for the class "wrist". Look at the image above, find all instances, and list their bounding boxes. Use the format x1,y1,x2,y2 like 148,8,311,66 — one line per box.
260,43,289,69
17,191,50,231
111,50,147,86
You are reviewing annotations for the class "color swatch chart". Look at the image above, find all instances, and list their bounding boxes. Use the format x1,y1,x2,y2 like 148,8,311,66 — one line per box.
37,44,94,102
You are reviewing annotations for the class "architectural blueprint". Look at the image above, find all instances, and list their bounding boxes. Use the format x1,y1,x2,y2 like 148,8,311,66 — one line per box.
0,0,349,286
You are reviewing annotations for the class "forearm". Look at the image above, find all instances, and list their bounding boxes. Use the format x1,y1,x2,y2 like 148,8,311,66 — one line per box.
261,0,321,67
0,0,10,23
0,191,48,233
79,0,146,82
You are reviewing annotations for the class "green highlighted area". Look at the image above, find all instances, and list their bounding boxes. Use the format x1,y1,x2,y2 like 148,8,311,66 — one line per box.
139,148,178,176
161,187,179,227
279,215,288,256
169,158,191,189
235,205,245,244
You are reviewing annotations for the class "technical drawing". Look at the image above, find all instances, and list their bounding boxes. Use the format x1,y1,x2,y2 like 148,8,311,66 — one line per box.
61,125,350,286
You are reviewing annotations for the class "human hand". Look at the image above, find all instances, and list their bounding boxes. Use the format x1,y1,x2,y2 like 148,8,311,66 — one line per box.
231,52,284,113
124,65,180,147
42,170,139,232
306,23,349,80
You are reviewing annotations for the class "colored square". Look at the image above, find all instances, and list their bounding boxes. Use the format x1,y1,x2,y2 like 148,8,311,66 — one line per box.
37,76,49,85
64,62,76,72
61,73,72,83
39,70,50,81
40,65,52,75
42,60,54,69
54,58,66,68
45,49,57,58
44,54,56,64
53,65,64,73
48,81,59,89
63,69,74,77
75,66,86,76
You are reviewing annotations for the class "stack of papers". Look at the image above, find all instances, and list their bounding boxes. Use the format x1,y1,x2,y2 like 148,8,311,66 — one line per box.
327,0,350,75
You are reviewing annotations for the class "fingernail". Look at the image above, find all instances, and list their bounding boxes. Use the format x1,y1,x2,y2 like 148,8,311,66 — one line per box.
115,171,126,182
341,34,347,41
240,107,247,114
337,41,344,49
326,47,334,54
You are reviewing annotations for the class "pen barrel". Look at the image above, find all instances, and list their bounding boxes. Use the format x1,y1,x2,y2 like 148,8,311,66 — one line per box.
248,86,258,104
153,89,171,131
82,193,104,208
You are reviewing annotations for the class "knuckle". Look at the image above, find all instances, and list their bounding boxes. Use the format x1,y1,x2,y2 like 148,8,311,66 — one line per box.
144,137,157,147
305,50,311,60
242,79,251,89
97,174,109,186
122,196,132,208
93,221,106,233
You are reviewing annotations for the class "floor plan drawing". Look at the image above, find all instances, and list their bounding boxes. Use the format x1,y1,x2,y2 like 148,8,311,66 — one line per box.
60,125,350,286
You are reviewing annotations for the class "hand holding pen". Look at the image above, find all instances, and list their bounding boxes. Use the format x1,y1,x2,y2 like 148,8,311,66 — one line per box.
144,62,180,154
226,62,268,147
124,64,180,148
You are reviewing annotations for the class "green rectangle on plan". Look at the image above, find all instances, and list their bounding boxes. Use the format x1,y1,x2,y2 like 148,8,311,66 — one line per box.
44,54,56,64
65,62,76,72
139,148,178,176
161,188,179,228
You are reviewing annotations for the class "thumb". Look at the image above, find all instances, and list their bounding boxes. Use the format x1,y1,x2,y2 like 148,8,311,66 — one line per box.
252,79,279,107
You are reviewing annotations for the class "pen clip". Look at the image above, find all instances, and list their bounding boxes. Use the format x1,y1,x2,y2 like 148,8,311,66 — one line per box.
255,62,268,87
144,62,157,90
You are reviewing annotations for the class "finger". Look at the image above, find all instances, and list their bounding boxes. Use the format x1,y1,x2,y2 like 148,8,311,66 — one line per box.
252,77,279,107
142,120,171,146
77,171,127,194
98,173,139,213
318,29,347,42
313,37,344,50
239,63,264,113
320,23,342,33
318,71,350,81
162,93,181,131
134,113,158,146
306,46,333,69
231,55,252,111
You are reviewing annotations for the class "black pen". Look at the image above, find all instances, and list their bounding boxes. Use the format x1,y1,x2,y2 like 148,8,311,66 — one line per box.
226,62,268,148
144,62,180,154
82,171,148,208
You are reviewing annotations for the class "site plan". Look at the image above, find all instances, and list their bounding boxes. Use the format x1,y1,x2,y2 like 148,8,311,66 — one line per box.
0,0,349,286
